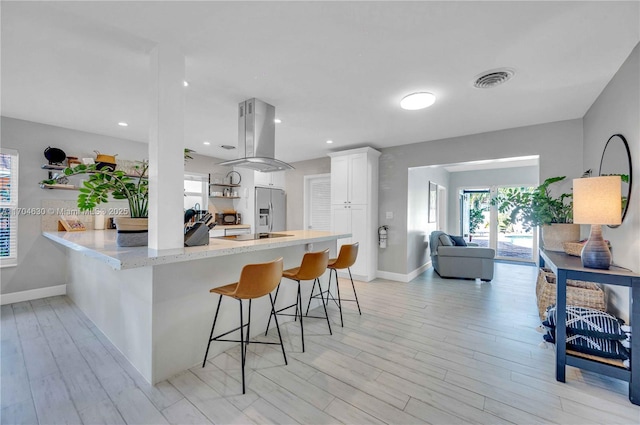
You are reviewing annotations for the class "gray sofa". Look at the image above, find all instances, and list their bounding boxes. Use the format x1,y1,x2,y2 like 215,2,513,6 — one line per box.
429,231,495,281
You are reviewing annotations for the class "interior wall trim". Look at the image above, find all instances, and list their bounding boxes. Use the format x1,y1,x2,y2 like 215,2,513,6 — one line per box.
1,284,67,305
376,261,431,283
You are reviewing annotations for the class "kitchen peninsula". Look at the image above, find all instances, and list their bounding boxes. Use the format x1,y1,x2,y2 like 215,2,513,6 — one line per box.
44,229,350,384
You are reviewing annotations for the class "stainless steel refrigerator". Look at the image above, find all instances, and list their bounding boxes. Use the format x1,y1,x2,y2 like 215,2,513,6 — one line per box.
255,187,286,233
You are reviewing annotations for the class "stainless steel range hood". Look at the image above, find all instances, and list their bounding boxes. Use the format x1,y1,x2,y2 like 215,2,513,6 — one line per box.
218,98,294,172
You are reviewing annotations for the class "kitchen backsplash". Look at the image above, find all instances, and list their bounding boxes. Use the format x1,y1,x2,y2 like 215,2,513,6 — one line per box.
41,199,130,231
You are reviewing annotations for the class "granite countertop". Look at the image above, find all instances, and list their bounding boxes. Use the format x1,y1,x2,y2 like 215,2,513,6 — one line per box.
43,229,350,270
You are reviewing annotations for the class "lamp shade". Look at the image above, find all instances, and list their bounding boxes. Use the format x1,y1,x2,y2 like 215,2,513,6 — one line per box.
573,176,621,225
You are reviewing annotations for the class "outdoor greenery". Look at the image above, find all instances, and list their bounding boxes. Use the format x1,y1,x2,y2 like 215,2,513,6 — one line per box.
62,161,149,218
468,193,488,235
491,176,573,231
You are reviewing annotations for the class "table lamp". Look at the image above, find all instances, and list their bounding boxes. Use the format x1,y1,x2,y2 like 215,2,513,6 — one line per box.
572,176,621,269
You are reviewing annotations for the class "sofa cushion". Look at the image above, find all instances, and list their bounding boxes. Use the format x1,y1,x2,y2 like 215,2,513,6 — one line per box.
448,235,467,246
543,331,629,360
438,234,454,246
437,246,495,259
543,305,627,341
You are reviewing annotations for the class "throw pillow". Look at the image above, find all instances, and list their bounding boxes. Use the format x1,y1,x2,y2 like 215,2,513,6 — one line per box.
543,331,630,360
543,305,627,341
438,234,454,246
448,235,468,246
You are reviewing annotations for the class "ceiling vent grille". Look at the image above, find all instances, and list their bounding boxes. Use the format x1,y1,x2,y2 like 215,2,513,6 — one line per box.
473,68,515,89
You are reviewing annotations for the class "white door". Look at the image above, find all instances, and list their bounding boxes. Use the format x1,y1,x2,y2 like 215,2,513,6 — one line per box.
304,174,331,230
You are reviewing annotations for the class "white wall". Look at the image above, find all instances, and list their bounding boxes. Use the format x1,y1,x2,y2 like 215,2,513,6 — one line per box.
406,166,450,274
583,43,639,322
1,117,148,296
378,119,584,275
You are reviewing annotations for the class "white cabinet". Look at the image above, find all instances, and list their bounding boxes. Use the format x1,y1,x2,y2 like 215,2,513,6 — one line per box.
330,153,368,205
254,170,285,189
328,147,380,282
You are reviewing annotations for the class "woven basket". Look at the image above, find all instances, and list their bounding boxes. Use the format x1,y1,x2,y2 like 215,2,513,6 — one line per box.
536,268,605,320
563,241,584,257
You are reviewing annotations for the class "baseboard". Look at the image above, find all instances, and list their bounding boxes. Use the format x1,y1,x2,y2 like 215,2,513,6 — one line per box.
376,261,431,283
1,284,67,305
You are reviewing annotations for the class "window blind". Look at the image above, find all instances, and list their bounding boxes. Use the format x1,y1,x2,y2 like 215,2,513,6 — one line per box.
0,149,18,267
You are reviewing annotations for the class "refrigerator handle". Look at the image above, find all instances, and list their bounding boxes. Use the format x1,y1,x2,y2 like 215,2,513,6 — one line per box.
269,201,273,232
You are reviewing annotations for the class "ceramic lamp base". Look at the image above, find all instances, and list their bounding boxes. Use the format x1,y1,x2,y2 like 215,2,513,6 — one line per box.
581,224,611,269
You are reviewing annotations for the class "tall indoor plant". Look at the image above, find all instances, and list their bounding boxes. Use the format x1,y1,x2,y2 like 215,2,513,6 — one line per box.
491,176,579,251
63,160,149,246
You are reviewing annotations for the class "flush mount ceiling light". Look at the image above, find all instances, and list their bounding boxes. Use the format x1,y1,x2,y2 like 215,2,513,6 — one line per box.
118,122,128,127
400,92,436,110
274,118,282,124
183,81,189,87
326,140,333,144
203,141,210,145
473,68,515,88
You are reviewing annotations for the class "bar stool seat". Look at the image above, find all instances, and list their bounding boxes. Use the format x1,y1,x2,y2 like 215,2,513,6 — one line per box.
202,257,286,394
265,249,331,352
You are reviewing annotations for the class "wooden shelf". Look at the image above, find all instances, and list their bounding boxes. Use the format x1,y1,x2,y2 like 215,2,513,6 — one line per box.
41,164,145,178
209,183,241,188
40,184,78,190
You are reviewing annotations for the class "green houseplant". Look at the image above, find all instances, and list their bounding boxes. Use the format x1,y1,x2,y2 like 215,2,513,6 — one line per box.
62,161,149,246
491,176,579,251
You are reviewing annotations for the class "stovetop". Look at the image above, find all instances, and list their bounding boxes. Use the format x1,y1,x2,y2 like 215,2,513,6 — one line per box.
217,233,292,241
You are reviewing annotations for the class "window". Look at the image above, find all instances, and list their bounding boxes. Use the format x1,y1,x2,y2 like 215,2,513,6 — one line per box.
0,148,18,267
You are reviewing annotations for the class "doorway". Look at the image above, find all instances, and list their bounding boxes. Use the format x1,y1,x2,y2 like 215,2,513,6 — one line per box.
303,174,331,231
460,187,536,262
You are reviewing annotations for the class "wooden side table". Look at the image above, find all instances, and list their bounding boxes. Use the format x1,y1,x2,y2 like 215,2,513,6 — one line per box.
539,249,640,405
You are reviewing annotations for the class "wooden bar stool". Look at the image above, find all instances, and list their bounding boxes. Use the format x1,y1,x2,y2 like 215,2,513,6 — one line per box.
265,249,331,352
307,242,360,327
202,257,286,394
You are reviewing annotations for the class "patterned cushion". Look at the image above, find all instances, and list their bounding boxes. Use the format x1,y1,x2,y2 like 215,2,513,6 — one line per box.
438,234,454,246
448,235,468,246
543,305,627,340
543,331,630,360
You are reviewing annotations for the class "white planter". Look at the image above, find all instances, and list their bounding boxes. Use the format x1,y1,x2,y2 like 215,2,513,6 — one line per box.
541,223,580,252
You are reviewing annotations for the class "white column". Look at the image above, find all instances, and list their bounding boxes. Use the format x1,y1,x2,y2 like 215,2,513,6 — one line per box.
148,43,184,250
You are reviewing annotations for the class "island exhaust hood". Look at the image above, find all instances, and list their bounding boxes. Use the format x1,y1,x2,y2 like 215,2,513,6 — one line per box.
218,98,294,172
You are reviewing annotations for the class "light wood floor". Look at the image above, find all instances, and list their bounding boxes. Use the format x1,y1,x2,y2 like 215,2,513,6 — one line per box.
2,262,640,424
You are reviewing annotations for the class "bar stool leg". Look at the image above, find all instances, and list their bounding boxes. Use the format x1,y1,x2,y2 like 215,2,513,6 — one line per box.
335,269,344,327
264,283,281,336
246,299,252,360
305,278,319,316
202,294,223,367
239,299,246,394
316,278,332,335
297,280,305,352
348,267,362,315
269,293,287,365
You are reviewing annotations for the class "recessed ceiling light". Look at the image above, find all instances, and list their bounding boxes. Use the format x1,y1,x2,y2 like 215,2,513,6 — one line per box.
326,140,333,144
118,122,128,127
274,118,282,124
183,81,189,87
400,92,436,110
203,141,210,145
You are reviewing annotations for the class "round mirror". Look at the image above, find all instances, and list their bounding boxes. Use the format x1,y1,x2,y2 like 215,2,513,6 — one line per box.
599,134,632,227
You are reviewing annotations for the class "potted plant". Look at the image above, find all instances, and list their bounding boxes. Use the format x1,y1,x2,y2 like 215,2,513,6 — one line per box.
62,160,149,247
491,176,579,251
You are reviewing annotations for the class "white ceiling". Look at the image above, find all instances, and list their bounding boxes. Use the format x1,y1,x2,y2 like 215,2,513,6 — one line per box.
2,1,638,164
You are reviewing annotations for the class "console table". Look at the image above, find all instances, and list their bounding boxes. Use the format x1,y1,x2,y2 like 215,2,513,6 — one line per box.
539,249,640,405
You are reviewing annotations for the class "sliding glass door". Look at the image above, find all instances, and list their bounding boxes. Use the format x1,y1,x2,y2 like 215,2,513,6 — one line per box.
460,187,537,262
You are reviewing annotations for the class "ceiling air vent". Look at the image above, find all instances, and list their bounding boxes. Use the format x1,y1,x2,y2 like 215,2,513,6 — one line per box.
473,68,515,89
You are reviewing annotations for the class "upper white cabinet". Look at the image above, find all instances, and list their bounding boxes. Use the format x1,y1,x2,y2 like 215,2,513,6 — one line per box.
329,152,368,205
254,170,285,189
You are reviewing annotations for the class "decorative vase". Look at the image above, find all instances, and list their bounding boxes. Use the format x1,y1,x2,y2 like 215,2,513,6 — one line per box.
114,217,148,247
541,223,580,252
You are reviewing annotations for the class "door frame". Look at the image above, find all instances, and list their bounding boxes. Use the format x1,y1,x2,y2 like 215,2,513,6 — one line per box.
303,173,331,230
